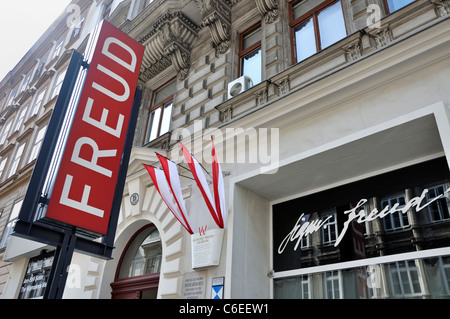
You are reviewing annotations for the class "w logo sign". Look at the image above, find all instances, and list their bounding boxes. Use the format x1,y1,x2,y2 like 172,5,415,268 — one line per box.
199,225,208,236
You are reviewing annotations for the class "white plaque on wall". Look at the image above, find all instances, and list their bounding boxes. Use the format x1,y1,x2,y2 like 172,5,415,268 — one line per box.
191,228,224,269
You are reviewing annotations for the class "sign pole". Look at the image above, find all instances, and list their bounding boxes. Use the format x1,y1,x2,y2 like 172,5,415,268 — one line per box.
43,229,76,299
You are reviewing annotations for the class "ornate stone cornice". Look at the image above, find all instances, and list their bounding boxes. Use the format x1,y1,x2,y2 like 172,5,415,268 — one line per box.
139,12,199,82
255,0,279,23
195,0,232,54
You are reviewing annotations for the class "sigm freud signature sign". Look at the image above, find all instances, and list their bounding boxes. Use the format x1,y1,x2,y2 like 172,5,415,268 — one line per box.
278,187,450,254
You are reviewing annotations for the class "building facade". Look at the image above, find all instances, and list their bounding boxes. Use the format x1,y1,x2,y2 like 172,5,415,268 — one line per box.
1,0,450,299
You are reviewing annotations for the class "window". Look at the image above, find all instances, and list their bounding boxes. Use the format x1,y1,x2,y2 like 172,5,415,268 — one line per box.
6,87,18,106
14,105,28,132
321,210,338,244
20,73,32,92
274,275,310,299
145,80,175,143
8,143,25,178
144,0,155,8
51,69,66,99
0,157,7,179
0,121,12,145
324,270,341,299
0,199,23,248
52,38,64,60
31,88,47,117
239,23,262,85
388,260,422,297
70,15,85,41
29,125,47,163
385,0,415,14
32,57,47,82
290,0,347,63
426,184,450,222
381,193,409,231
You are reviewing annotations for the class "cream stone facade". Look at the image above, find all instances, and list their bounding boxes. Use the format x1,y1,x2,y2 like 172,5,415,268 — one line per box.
1,0,450,299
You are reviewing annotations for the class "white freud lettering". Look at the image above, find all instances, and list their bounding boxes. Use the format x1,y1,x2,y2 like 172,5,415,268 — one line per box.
45,21,144,235
278,187,450,254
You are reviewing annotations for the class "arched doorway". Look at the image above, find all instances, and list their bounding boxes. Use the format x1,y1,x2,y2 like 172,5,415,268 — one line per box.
110,224,162,299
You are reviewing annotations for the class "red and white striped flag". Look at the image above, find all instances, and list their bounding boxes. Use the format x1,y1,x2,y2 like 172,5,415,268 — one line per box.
143,162,193,234
211,138,226,228
179,142,222,228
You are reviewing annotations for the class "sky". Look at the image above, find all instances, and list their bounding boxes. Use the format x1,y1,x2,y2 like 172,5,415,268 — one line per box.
0,0,72,81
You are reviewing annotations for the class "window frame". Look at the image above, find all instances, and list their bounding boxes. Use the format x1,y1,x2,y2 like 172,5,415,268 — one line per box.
289,0,348,65
380,192,409,231
144,79,175,144
7,142,26,179
51,69,67,100
383,0,415,15
238,22,262,84
0,199,23,249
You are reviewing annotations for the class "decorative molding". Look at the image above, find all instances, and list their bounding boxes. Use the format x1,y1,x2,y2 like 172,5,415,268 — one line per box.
218,104,233,122
195,0,232,54
273,76,290,96
431,0,450,17
255,86,268,106
139,12,199,82
254,0,279,23
368,24,393,49
343,37,362,62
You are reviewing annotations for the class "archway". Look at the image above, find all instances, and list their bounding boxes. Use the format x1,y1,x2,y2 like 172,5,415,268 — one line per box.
110,224,162,299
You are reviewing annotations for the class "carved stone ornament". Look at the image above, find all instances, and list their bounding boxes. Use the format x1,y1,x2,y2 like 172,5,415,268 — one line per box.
195,0,232,54
431,0,450,17
254,0,279,23
139,12,199,81
368,25,393,49
343,38,362,62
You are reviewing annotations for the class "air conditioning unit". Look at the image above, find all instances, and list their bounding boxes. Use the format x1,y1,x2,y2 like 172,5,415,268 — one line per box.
227,75,253,99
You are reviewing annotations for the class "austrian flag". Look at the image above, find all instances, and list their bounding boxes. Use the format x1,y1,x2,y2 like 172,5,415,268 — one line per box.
143,139,227,234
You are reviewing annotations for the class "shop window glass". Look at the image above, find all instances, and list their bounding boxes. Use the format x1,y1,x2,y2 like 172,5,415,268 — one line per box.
388,260,422,297
118,226,162,279
272,158,450,299
324,270,341,299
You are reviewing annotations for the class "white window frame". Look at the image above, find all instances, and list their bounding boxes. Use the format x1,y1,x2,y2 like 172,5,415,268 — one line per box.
0,199,23,248
0,120,12,145
51,69,67,100
381,192,409,231
426,184,450,222
28,125,47,163
14,105,29,133
388,260,422,297
7,143,25,179
321,209,338,245
31,88,47,117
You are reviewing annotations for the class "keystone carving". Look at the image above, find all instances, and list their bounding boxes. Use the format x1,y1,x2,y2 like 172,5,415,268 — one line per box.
139,12,198,81
255,0,279,23
196,0,232,54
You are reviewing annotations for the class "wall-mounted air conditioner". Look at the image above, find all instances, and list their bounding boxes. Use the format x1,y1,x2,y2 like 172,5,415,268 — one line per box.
227,75,253,99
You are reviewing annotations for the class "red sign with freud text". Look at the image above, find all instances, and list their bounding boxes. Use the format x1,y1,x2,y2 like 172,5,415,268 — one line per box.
45,21,144,235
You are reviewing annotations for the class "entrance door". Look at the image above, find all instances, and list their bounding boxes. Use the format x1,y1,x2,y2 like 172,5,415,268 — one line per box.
111,225,162,299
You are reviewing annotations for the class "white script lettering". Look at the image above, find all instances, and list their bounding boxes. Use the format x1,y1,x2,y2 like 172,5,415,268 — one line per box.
278,187,450,254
